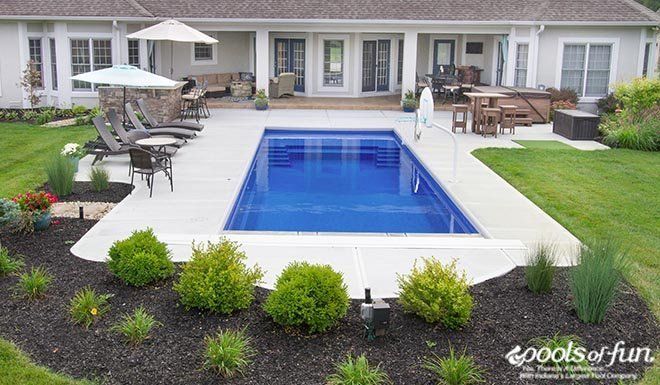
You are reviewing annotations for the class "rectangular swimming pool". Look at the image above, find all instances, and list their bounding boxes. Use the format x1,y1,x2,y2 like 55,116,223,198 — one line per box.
224,130,478,234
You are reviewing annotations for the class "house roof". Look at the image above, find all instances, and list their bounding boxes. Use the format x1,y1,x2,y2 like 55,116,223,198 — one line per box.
1,0,658,24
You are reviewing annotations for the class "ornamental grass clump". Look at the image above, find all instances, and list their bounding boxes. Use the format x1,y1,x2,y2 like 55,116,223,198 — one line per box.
107,228,174,287
110,306,160,346
0,246,23,276
525,242,557,294
570,240,628,324
174,239,263,314
422,345,485,385
531,334,591,377
203,328,255,378
17,266,52,300
397,257,473,329
264,262,349,334
89,166,110,192
69,286,112,328
327,354,391,385
45,155,76,196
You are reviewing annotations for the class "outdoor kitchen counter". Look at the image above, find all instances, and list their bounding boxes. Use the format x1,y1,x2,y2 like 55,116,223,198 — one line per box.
99,81,186,122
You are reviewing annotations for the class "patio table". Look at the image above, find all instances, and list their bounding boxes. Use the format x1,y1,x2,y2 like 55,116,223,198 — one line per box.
135,137,177,158
463,92,510,133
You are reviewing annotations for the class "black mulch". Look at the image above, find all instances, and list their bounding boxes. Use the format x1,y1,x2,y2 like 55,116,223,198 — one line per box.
0,220,658,385
41,181,133,203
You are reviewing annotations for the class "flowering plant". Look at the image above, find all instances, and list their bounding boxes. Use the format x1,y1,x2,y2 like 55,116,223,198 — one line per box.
61,143,86,158
12,191,58,214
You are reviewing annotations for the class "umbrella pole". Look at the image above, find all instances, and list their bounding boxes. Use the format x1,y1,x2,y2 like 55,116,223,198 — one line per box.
170,41,174,78
122,86,127,125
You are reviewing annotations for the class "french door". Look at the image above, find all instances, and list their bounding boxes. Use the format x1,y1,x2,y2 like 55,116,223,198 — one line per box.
362,40,390,92
433,39,455,74
274,38,305,92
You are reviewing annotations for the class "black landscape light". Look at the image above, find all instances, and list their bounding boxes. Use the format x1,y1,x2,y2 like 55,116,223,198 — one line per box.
79,206,84,219
360,287,390,341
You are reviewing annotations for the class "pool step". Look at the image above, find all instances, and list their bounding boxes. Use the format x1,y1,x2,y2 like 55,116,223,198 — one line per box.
267,146,292,167
375,147,400,168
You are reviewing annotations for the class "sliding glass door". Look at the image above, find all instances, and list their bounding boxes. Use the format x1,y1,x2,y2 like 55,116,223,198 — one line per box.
362,40,390,92
274,38,305,92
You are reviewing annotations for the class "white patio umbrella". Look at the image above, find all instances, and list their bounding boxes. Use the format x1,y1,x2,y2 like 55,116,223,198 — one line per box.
71,64,177,122
126,19,219,77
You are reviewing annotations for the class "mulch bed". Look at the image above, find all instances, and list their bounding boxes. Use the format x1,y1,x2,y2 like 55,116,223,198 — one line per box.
42,181,133,203
0,220,657,385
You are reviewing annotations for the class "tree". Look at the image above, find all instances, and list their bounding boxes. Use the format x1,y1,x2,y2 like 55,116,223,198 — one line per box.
20,60,41,108
635,0,660,11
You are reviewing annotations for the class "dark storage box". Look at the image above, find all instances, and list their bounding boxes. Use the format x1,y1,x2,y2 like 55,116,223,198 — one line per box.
553,109,601,140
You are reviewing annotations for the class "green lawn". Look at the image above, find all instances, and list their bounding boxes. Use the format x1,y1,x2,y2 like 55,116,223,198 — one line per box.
0,122,95,198
473,147,659,317
512,140,574,150
0,339,94,385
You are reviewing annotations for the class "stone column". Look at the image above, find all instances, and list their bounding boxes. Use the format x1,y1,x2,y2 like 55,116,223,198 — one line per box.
401,31,418,100
255,29,270,96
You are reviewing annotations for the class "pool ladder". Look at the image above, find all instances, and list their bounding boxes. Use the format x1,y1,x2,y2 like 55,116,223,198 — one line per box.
267,145,292,167
375,147,400,168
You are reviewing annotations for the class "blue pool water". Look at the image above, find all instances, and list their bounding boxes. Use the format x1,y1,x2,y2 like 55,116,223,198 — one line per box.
224,130,478,234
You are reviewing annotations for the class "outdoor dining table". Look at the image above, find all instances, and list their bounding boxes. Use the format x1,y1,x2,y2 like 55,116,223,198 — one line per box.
463,92,510,133
135,137,177,158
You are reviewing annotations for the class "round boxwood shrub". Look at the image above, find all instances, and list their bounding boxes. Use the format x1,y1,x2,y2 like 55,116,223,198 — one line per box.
397,257,473,329
107,228,174,286
173,239,263,314
264,262,350,334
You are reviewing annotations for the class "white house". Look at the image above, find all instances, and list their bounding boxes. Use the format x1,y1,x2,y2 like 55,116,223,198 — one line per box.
0,0,658,110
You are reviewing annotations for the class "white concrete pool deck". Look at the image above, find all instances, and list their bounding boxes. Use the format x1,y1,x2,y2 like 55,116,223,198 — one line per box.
71,109,603,298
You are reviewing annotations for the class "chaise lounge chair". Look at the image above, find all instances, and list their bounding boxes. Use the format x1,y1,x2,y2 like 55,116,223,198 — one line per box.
125,103,197,139
136,98,204,132
108,108,185,149
88,116,134,165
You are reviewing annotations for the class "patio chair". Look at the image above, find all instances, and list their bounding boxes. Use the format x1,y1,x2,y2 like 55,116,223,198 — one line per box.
269,72,295,98
125,103,196,139
136,98,204,132
107,109,185,148
89,116,134,165
129,148,173,198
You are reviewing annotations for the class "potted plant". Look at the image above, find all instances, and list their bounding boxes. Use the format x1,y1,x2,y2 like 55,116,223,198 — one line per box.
60,143,86,172
402,90,417,113
254,89,269,111
12,191,58,231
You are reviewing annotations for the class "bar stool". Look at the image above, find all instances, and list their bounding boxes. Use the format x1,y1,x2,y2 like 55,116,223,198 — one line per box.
481,108,500,137
451,104,469,133
499,105,517,135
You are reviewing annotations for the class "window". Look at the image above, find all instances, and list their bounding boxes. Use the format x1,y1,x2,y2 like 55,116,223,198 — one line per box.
514,43,528,88
71,38,112,91
49,38,57,90
465,42,483,54
323,40,344,87
128,39,140,67
561,43,612,98
28,38,43,88
642,42,651,77
194,43,213,61
397,39,404,84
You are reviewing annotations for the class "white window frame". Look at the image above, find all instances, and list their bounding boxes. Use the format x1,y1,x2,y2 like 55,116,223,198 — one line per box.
514,43,529,88
317,34,350,93
70,37,113,93
27,37,45,90
191,32,217,66
127,39,140,67
555,37,619,102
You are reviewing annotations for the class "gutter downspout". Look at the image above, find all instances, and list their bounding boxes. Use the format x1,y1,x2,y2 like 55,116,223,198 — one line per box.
530,24,545,88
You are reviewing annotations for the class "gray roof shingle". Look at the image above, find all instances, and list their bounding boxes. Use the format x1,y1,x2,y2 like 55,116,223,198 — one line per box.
0,0,658,23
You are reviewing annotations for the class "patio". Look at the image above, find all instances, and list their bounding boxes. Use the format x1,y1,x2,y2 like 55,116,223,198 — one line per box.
69,109,605,298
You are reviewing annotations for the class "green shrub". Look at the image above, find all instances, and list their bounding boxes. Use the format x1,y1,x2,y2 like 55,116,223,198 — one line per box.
423,345,485,385
397,258,473,328
110,306,160,345
174,239,263,314
203,329,255,377
4,111,19,121
547,87,579,104
531,334,591,377
0,246,23,275
107,228,174,286
570,239,628,324
21,110,39,122
71,104,88,116
327,354,391,385
264,262,349,333
525,243,557,294
17,266,52,299
89,166,110,192
600,108,659,151
613,77,660,116
36,109,55,125
0,199,20,229
45,155,76,196
69,286,112,328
